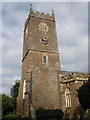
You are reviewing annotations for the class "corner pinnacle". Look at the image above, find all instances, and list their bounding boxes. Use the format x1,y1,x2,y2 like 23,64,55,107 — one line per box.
52,9,55,17
30,4,33,12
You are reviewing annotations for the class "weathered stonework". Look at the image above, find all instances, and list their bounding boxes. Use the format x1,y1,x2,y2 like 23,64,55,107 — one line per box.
17,6,60,117
59,72,89,117
16,5,89,118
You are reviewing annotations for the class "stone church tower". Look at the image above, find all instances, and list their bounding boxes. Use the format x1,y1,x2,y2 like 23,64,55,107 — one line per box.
17,5,61,117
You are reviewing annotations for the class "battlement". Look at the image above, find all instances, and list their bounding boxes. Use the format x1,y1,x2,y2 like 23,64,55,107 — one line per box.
30,10,55,21
59,71,89,83
24,4,55,31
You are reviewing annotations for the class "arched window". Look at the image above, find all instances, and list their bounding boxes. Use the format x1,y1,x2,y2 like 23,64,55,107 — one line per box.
23,79,26,99
65,87,72,108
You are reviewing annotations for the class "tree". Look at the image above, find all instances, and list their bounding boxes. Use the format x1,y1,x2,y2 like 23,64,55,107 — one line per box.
10,80,20,109
2,94,14,114
77,77,90,110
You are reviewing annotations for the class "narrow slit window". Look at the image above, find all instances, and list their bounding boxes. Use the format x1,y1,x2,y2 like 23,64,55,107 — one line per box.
43,55,47,64
42,55,48,65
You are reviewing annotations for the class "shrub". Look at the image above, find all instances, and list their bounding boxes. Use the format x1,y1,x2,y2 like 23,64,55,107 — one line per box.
35,108,64,120
77,78,90,110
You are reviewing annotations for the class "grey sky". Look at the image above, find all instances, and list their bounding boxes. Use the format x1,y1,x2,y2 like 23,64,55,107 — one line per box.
1,2,88,95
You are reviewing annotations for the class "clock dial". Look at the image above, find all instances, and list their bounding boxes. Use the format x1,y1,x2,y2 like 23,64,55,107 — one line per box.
39,23,49,32
40,38,48,45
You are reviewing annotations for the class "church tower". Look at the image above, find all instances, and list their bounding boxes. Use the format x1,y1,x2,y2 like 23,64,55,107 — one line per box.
17,5,61,117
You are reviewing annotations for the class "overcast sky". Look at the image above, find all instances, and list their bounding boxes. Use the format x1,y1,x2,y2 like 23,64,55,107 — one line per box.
1,2,88,95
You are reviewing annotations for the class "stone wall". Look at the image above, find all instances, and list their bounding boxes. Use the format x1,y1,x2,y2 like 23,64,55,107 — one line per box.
59,71,89,116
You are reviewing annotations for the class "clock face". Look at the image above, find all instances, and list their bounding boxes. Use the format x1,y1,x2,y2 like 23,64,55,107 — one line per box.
39,23,49,32
40,38,48,45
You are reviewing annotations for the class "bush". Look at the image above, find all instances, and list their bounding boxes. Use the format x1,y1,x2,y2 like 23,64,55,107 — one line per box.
77,78,90,110
35,108,64,120
2,94,14,114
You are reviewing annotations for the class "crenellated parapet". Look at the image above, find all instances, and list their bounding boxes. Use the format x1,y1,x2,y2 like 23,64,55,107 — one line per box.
59,71,89,83
24,4,55,32
30,10,55,21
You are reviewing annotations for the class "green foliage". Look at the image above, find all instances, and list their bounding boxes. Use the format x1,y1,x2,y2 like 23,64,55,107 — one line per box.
35,108,64,120
1,80,20,116
10,80,20,109
2,114,31,120
10,80,20,99
2,94,14,114
2,113,16,118
77,78,90,110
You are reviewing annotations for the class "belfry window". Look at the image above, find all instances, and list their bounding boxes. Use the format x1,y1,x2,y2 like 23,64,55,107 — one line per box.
23,79,26,99
65,87,72,108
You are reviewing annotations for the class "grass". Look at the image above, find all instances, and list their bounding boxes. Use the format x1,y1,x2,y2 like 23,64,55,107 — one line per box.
2,113,16,118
